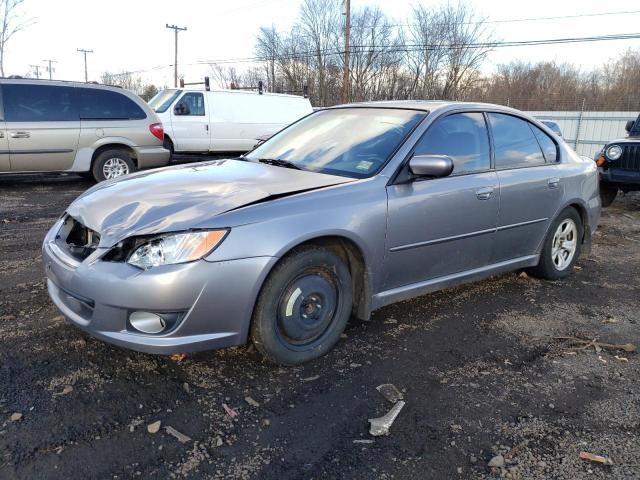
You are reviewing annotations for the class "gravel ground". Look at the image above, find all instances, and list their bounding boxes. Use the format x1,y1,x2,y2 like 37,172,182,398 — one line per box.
0,168,638,479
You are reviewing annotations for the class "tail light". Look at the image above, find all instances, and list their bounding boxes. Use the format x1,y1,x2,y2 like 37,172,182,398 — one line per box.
149,123,164,141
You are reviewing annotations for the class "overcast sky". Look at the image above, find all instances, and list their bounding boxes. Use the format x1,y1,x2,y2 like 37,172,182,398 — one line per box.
7,0,640,88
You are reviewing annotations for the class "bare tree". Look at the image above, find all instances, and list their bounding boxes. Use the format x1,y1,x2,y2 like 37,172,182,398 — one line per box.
0,0,33,76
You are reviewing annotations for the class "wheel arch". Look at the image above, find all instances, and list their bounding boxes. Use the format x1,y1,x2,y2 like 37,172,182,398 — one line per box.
255,234,373,324
91,143,138,169
538,200,591,255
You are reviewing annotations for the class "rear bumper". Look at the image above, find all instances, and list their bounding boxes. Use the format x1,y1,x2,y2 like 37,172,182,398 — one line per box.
134,146,171,169
42,221,276,354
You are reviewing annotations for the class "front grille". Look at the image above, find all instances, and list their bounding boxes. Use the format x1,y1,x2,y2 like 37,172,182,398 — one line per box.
617,144,640,171
55,215,101,262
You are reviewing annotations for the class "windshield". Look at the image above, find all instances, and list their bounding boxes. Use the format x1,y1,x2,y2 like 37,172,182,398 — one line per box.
148,89,182,113
245,108,426,178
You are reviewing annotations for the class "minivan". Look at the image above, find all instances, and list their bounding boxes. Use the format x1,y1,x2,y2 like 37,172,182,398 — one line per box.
0,79,170,182
149,88,313,154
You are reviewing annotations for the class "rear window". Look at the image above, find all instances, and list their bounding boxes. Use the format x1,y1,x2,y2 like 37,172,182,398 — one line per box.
78,88,146,120
3,84,78,122
488,113,546,169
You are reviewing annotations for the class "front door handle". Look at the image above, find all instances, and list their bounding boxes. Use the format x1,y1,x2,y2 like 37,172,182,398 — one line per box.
10,131,31,139
548,177,560,189
476,186,494,200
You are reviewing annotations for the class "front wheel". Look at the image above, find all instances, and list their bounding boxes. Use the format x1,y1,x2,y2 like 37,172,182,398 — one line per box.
599,184,618,208
250,247,353,365
528,207,583,280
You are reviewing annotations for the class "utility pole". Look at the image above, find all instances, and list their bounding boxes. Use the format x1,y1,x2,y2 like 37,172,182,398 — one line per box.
341,0,350,104
77,48,93,82
166,24,187,88
29,64,43,79
42,59,57,80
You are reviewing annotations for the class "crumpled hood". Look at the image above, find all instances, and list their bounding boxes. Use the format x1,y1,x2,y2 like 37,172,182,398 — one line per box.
67,159,353,247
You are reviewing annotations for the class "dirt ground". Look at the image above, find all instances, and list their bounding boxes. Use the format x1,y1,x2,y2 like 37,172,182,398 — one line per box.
0,169,638,480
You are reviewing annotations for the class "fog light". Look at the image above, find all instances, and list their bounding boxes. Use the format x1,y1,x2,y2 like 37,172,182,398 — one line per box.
129,311,166,334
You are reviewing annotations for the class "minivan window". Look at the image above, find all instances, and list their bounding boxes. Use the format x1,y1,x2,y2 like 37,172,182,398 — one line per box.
531,124,558,162
3,84,78,122
413,112,490,174
488,113,545,169
78,88,146,120
179,92,205,116
245,108,425,179
149,89,182,113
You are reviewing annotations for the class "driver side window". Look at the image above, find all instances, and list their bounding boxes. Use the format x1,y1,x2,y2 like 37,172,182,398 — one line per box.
413,112,491,175
179,92,205,116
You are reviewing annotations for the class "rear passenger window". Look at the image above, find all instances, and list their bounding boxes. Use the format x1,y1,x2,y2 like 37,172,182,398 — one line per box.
3,84,78,122
488,113,545,168
179,92,205,116
413,112,490,174
531,125,558,162
78,88,146,120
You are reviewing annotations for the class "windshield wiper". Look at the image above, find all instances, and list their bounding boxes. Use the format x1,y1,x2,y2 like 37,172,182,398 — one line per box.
257,158,303,170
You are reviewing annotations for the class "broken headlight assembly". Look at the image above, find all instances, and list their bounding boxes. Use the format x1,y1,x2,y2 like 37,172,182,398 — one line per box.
105,229,229,269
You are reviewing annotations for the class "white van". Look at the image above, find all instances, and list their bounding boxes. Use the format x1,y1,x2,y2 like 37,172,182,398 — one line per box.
149,88,313,153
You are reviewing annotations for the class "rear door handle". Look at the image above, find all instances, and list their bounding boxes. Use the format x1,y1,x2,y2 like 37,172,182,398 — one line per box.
548,177,560,189
476,187,494,200
10,131,31,139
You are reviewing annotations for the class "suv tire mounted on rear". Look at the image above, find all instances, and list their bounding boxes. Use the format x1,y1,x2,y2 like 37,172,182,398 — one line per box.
528,207,583,280
250,246,353,365
92,149,136,182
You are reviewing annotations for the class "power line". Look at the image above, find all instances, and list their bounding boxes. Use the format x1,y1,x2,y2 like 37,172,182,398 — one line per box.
109,31,640,78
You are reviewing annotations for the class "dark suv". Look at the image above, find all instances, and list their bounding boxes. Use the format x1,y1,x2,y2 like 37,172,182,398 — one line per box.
597,114,640,206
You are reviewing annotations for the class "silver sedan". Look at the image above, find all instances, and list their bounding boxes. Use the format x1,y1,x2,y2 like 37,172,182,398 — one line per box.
42,101,601,365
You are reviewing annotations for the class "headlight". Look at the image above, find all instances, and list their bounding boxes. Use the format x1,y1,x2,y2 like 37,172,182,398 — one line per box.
127,230,228,269
605,145,623,161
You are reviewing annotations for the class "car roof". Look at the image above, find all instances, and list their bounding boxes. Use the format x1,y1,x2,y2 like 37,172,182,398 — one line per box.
324,100,525,115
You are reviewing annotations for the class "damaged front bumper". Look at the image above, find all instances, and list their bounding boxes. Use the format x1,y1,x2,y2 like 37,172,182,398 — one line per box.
42,219,277,355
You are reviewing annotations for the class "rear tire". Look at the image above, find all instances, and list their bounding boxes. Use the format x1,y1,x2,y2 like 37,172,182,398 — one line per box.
528,207,583,280
599,184,618,207
92,149,136,182
250,247,353,365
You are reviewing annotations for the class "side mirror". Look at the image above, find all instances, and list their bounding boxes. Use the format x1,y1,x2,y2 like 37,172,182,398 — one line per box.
174,102,191,115
625,120,635,133
409,154,454,178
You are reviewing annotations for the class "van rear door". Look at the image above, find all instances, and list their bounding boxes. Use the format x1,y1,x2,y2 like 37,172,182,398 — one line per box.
4,83,80,172
170,91,210,152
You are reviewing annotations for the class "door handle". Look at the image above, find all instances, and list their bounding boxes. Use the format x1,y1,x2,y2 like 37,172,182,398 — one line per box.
0,131,4,138
10,131,31,139
476,186,494,200
548,177,560,189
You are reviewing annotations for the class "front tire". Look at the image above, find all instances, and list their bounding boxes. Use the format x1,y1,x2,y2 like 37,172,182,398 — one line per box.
92,149,136,182
250,247,353,365
528,207,583,280
163,136,174,163
599,183,618,207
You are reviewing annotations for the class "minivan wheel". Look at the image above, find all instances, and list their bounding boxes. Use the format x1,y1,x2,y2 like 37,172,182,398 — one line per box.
92,149,136,182
528,207,583,280
599,184,618,207
250,247,353,365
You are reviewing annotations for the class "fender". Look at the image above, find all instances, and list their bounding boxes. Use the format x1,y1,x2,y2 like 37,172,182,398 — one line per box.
67,137,139,172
